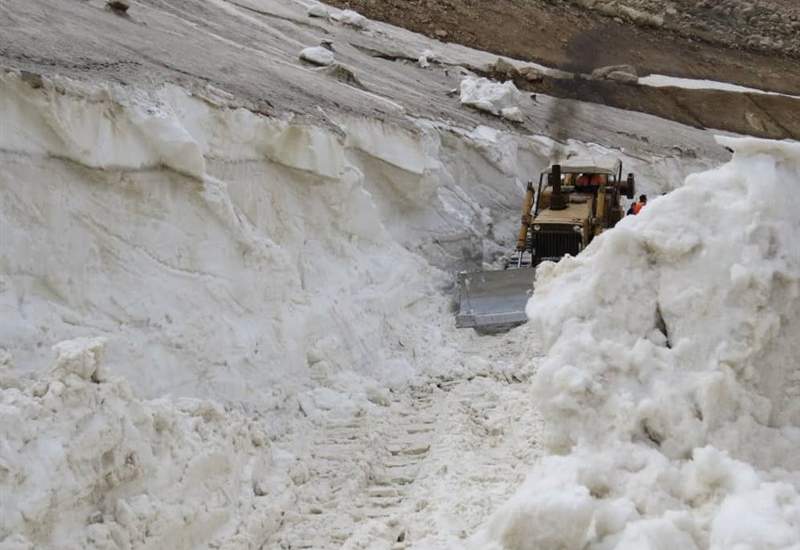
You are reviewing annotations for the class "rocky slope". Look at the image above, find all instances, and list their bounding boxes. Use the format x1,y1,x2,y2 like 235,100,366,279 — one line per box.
567,0,800,57
327,0,800,140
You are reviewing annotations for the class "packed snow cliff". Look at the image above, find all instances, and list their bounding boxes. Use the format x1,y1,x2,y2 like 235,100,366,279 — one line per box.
0,71,483,402
475,137,800,549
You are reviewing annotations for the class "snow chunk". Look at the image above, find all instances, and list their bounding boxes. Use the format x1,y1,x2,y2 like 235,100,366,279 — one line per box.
476,455,596,549
592,64,639,84
500,107,524,123
365,385,391,407
710,482,800,548
307,4,328,18
0,350,282,549
418,49,439,68
460,77,522,117
300,46,335,66
616,518,699,550
335,9,368,29
51,337,108,382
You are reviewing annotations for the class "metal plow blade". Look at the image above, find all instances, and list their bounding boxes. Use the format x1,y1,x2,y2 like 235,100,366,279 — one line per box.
455,268,535,330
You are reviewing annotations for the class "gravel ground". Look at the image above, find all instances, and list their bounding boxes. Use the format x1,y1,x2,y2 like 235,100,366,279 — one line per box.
567,0,800,58
326,0,800,94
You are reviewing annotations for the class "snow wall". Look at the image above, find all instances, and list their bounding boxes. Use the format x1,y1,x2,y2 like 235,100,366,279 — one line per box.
475,137,800,549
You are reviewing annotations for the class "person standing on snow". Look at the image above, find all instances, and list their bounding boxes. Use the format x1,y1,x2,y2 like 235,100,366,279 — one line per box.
628,194,647,215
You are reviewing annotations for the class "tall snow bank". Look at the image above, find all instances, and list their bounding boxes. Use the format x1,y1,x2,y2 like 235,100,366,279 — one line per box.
0,338,287,549
474,137,800,549
0,72,463,401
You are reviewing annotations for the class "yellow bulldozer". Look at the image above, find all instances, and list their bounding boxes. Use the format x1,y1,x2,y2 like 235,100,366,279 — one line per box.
456,157,635,330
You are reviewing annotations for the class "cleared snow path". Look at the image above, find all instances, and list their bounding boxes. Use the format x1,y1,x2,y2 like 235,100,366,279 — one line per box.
267,339,542,549
270,385,441,549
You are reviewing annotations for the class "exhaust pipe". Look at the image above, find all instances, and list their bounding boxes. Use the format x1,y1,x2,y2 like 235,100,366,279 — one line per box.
549,164,568,210
516,181,535,252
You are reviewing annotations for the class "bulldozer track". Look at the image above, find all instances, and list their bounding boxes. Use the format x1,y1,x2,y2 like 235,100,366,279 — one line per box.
264,366,540,550
268,384,439,549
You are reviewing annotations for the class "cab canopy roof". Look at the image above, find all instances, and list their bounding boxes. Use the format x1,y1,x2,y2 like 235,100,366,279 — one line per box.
543,156,621,175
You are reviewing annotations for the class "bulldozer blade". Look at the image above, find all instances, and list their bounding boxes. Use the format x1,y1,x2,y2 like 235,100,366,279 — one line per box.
455,268,535,330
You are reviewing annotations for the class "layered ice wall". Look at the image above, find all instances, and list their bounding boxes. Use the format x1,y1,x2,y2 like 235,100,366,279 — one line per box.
476,138,800,548
0,72,527,401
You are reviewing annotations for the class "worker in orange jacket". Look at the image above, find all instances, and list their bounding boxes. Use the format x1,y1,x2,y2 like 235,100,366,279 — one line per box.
628,194,648,215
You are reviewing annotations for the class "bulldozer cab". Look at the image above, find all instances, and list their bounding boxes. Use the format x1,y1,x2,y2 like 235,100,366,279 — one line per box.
538,157,624,207
523,157,632,265
455,156,635,330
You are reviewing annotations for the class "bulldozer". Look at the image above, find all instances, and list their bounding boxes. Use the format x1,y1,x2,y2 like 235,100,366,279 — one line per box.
456,156,635,330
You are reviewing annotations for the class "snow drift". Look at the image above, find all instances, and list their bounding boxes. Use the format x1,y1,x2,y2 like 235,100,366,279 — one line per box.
475,137,800,549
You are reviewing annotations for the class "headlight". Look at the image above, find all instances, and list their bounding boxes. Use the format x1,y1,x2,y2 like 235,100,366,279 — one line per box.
533,225,541,231
573,225,582,233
